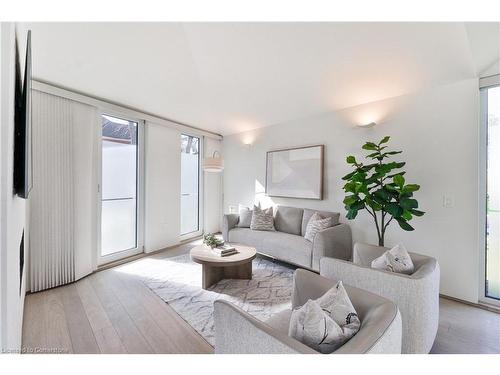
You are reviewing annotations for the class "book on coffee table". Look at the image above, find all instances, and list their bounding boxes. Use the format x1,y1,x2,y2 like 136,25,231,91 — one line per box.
212,245,237,257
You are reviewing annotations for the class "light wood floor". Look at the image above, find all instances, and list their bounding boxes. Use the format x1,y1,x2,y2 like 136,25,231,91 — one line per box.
22,241,500,354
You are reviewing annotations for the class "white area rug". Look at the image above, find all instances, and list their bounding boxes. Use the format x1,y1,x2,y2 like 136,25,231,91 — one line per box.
116,254,295,346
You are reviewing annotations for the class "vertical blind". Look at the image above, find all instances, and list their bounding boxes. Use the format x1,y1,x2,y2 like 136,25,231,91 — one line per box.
30,90,96,292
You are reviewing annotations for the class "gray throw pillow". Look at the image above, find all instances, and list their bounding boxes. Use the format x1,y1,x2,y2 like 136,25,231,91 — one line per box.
304,212,332,242
250,205,275,231
237,205,253,228
289,281,360,353
371,243,415,274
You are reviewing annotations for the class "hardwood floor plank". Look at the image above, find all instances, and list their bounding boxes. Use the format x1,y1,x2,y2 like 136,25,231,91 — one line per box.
113,269,213,353
22,290,48,353
76,278,126,354
89,272,154,354
99,270,186,353
44,288,73,354
59,283,100,353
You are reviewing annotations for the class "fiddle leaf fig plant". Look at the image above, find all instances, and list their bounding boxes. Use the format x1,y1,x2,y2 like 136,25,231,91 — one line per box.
342,136,424,246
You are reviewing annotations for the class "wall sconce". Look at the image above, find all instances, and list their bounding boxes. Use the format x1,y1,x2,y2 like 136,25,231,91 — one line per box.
203,150,224,173
358,122,377,128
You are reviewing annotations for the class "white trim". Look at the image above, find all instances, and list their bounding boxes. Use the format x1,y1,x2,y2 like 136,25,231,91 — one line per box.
97,112,145,266
31,79,223,141
479,74,500,90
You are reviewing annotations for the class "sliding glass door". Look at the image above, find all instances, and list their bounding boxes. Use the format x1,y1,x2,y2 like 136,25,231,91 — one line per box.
181,134,203,238
483,84,500,303
99,114,143,264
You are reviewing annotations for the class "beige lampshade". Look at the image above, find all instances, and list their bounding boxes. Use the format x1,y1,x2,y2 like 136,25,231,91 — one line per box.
203,151,224,172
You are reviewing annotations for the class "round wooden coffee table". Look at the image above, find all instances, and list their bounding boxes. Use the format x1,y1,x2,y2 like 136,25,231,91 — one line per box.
190,244,257,289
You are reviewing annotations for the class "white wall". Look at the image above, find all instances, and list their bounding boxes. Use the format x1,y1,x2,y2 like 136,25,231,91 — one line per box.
0,23,28,352
223,78,480,303
144,122,182,252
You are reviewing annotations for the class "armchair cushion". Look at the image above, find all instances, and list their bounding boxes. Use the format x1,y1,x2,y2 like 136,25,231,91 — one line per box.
289,280,360,353
371,243,415,275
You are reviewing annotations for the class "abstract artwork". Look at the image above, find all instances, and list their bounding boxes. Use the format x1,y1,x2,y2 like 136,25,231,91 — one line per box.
265,145,324,199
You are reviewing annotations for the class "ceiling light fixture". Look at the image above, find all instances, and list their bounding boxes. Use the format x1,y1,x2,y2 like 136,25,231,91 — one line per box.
203,150,224,173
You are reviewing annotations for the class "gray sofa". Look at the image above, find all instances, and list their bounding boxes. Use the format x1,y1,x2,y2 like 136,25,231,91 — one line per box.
320,243,440,353
222,205,352,271
214,269,402,354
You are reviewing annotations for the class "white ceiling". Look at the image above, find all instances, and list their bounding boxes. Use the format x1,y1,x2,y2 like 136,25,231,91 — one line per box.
18,22,500,135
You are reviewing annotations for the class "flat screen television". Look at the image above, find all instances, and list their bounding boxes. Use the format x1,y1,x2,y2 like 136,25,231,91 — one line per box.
13,30,32,199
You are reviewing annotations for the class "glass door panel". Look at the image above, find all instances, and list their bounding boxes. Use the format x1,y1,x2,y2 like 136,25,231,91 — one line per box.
486,86,500,300
101,114,138,258
181,134,200,235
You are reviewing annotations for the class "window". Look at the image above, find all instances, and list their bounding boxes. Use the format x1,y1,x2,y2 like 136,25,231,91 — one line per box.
484,84,500,301
181,134,201,236
100,114,141,262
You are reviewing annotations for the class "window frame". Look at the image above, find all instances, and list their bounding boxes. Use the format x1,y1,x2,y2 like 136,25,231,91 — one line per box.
179,133,204,241
96,110,145,266
479,78,500,307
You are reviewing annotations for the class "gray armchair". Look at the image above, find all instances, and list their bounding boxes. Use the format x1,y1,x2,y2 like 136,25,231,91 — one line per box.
214,269,402,354
320,242,440,354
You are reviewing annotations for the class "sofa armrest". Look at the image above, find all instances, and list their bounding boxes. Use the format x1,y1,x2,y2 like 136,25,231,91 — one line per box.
214,299,316,354
222,214,239,241
311,223,352,270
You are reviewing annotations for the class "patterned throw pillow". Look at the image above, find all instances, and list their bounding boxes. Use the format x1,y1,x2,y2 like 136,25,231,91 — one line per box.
250,205,275,231
288,281,361,353
237,205,253,228
304,212,333,242
371,243,415,275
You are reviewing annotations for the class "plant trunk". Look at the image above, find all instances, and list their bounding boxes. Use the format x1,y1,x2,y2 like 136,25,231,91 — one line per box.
378,234,384,247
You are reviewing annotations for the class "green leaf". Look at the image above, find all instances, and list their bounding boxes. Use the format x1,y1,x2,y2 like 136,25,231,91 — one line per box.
393,174,405,188
343,195,358,206
379,136,390,144
374,188,391,201
388,171,406,178
400,198,418,210
385,203,404,217
410,209,425,217
342,170,357,181
385,151,402,156
401,210,413,220
362,142,378,151
402,184,420,193
346,155,357,164
396,217,414,231
346,209,358,220
366,152,380,159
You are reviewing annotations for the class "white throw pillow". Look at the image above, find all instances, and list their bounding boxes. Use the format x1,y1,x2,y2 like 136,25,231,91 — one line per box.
304,212,332,242
370,243,415,275
250,205,275,231
288,281,360,353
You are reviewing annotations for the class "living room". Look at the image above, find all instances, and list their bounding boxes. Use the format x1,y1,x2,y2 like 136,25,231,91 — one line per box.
1,0,500,372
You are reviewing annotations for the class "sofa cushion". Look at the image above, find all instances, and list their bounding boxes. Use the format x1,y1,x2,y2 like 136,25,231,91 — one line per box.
250,205,275,231
228,228,312,268
301,209,340,236
237,205,253,228
274,205,303,235
304,212,333,242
